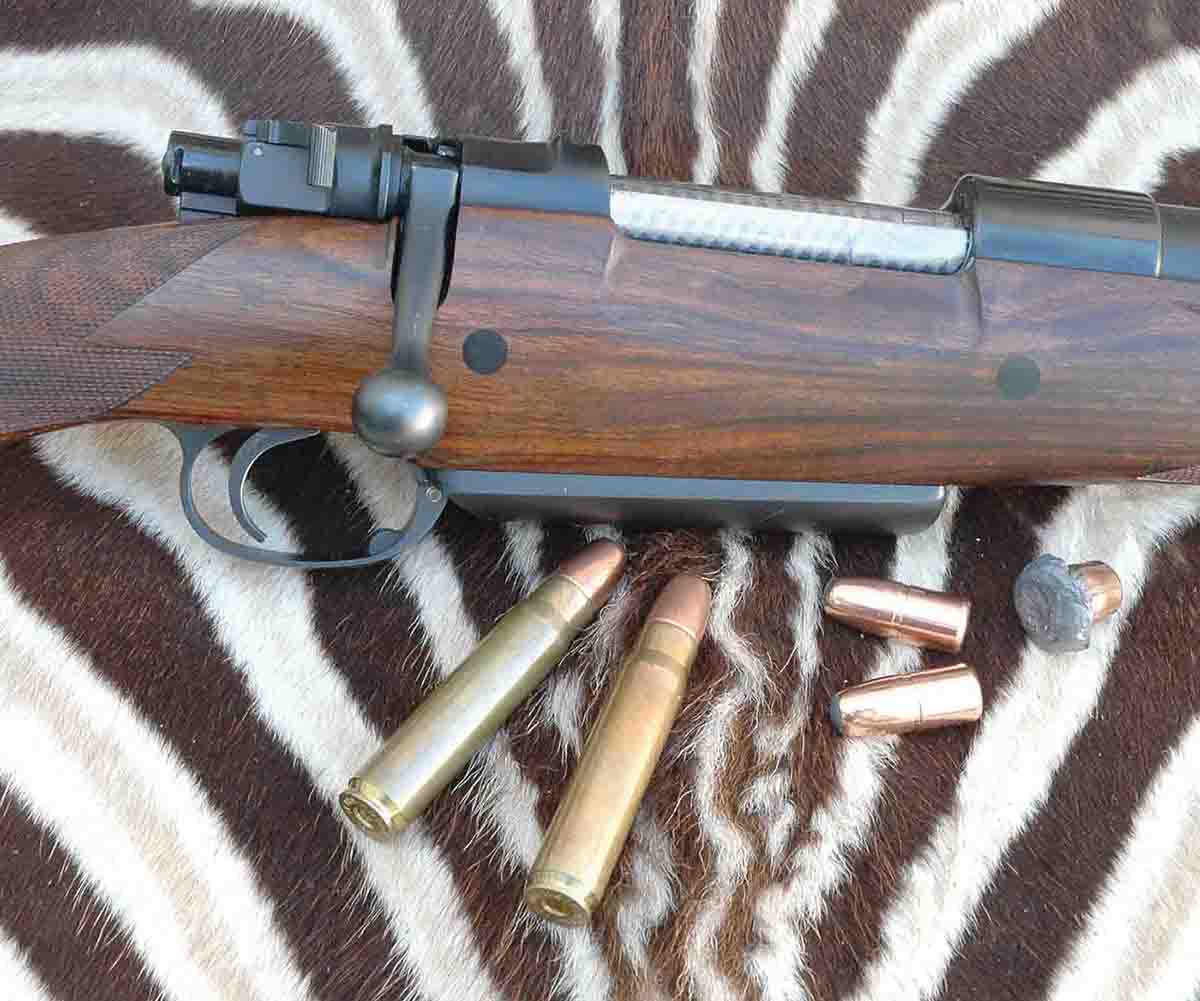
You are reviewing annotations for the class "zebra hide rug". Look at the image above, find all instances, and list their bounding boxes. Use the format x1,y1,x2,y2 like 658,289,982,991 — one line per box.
3,2,1200,1000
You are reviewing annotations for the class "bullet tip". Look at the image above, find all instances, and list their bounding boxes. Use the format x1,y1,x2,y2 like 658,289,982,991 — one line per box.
647,574,712,640
557,540,626,601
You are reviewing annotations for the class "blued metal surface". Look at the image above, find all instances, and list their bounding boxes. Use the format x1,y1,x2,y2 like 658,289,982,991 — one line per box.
611,178,969,273
352,155,457,456
823,577,971,652
950,174,1179,279
526,575,710,925
228,427,321,542
832,664,982,738
165,122,1200,283
1159,204,1200,282
168,424,447,569
459,136,610,216
438,470,947,536
341,541,626,837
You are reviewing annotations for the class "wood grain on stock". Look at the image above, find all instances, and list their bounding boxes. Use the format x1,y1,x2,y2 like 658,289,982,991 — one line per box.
3,207,1200,485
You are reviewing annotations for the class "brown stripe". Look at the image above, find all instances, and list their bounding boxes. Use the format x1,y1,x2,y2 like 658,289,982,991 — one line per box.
1,635,280,1001
619,0,697,179
769,529,898,870
781,0,937,198
932,516,1200,1001
0,439,410,1001
530,0,607,142
801,486,1068,1001
245,439,568,1001
708,533,807,997
0,790,159,1001
395,0,522,136
0,134,173,236
0,1,359,237
654,528,891,1001
1156,150,1200,203
0,1,361,127
912,0,1200,206
709,0,793,188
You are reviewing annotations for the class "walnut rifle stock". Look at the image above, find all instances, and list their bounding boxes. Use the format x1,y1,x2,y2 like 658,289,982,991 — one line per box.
3,118,1200,567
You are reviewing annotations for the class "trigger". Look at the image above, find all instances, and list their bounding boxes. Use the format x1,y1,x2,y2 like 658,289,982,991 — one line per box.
229,428,321,542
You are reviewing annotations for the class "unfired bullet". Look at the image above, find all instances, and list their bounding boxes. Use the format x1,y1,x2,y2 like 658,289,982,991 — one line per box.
340,540,626,838
823,577,971,652
831,663,982,738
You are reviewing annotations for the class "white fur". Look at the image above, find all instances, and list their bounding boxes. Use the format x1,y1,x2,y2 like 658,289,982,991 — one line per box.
1047,714,1200,1001
0,213,36,246
484,0,556,138
589,0,626,173
0,562,313,1001
849,485,1200,1001
1035,47,1200,191
854,0,1061,205
328,435,614,1001
748,488,962,1001
1143,862,1200,1001
191,0,433,132
748,0,839,192
688,0,725,184
685,531,763,1001
0,44,233,160
0,708,228,1001
757,533,833,868
503,520,545,593
33,424,497,1001
0,929,57,1001
615,811,678,989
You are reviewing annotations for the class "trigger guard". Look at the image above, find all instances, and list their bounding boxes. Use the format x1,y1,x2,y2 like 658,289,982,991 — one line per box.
229,428,322,542
164,424,446,569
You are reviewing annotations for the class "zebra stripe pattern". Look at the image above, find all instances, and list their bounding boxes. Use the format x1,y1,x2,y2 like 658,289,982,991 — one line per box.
3,2,1200,998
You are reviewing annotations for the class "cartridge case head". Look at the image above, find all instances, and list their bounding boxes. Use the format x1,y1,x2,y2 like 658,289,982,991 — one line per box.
1013,554,1122,653
831,663,982,738
341,540,625,838
823,577,970,653
525,574,711,925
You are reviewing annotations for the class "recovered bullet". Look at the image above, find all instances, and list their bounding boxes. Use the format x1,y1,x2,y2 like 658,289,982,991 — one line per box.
1013,554,1122,653
340,539,626,838
525,574,711,926
823,577,971,653
831,663,982,738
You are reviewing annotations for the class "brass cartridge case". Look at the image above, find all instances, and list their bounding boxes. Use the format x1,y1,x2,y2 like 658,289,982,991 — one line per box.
525,575,711,925
340,540,625,837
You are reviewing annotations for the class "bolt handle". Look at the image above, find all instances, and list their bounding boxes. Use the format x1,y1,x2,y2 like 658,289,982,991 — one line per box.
353,154,459,456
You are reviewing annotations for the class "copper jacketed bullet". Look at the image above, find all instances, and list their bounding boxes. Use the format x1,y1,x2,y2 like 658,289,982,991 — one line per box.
831,663,982,738
1013,554,1123,653
823,577,971,653
340,540,626,838
525,574,711,926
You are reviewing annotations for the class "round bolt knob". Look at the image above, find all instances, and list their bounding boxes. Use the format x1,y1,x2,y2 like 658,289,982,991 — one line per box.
352,369,447,457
